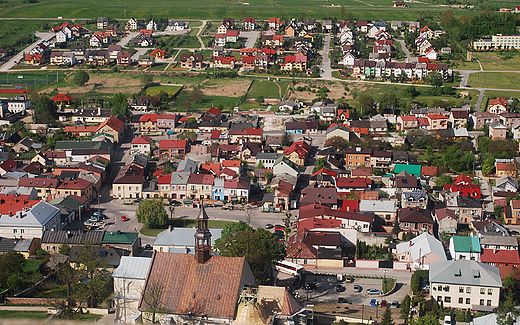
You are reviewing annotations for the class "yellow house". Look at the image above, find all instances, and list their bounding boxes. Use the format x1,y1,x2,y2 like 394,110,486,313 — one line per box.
302,33,315,42
139,114,158,134
95,115,125,143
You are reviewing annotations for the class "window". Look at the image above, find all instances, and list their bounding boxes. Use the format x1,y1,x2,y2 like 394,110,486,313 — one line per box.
21,229,24,234
459,298,463,304
488,289,493,295
438,285,442,291
466,298,470,304
438,296,442,302
487,300,491,306
459,287,464,293
480,299,484,306
129,187,132,191
466,287,471,293
445,297,451,303
480,288,485,294
444,286,450,292
13,229,17,234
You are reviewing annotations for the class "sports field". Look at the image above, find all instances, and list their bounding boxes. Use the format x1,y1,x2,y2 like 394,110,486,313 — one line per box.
0,0,471,21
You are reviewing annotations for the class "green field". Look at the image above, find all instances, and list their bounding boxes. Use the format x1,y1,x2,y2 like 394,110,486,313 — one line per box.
468,72,520,90
0,310,49,320
450,60,481,70
189,21,203,27
473,51,520,71
189,28,199,36
0,0,476,21
247,80,283,100
146,84,183,96
148,63,168,71
484,90,520,99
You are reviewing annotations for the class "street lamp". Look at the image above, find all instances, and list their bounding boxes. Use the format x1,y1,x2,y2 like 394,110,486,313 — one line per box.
98,194,101,216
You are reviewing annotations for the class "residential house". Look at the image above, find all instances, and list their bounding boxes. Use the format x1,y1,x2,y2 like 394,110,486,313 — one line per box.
112,164,144,199
494,175,518,193
471,112,501,129
95,115,125,143
179,53,203,69
396,115,418,130
396,233,447,270
187,173,214,200
157,114,177,131
269,17,281,30
344,148,371,167
116,51,131,66
18,176,60,199
449,110,469,129
402,190,428,209
326,124,351,141
137,54,154,67
244,18,255,30
489,122,508,140
398,207,434,236
273,156,299,178
434,208,458,234
0,201,61,239
429,260,501,311
139,114,158,133
449,236,481,261
211,56,236,69
125,18,138,31
300,188,337,209
130,136,152,155
102,231,139,256
158,140,188,159
41,229,104,253
359,200,397,223
496,162,516,177
488,98,508,115
256,153,283,169
224,176,250,201
499,111,520,128
97,17,108,29
166,20,187,31
426,113,448,130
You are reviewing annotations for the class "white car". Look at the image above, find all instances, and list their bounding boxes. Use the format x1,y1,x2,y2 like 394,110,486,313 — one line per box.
444,316,452,325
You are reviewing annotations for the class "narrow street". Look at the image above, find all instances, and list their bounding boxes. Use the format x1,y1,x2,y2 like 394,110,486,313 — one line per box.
319,34,335,80
0,32,54,71
396,39,410,60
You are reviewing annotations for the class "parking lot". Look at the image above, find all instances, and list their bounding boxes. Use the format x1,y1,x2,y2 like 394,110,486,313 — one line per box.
295,275,388,305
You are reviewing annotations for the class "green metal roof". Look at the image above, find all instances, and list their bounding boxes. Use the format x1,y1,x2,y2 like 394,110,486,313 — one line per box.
394,164,421,177
452,236,481,253
49,196,86,210
274,155,299,172
55,140,113,152
102,231,138,244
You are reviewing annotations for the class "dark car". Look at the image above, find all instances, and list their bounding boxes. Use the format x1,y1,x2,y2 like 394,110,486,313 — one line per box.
335,285,344,292
303,283,317,290
381,300,387,308
338,298,345,303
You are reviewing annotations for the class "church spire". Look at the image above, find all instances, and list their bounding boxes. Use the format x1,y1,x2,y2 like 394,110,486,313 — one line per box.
194,200,212,264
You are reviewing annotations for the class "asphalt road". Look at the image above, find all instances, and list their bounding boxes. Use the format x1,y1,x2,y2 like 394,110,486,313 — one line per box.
319,34,334,80
117,32,138,48
0,32,54,71
396,39,410,60
241,31,260,49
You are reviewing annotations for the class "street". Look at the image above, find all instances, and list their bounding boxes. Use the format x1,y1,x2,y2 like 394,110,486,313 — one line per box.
0,32,54,71
319,34,334,80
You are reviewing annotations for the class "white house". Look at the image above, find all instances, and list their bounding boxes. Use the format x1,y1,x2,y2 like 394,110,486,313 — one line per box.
112,256,152,323
166,20,187,31
340,52,356,66
425,47,438,60
449,236,481,261
429,260,501,311
56,30,68,43
130,135,152,155
147,18,158,31
0,201,61,239
395,233,447,270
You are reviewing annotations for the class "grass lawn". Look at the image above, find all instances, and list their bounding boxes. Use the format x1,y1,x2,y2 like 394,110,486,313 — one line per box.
450,60,481,70
178,49,213,60
382,278,395,294
148,63,168,71
23,259,44,273
172,94,241,111
0,310,49,320
140,218,236,236
34,284,68,299
145,84,183,96
189,28,199,36
468,72,520,90
189,21,203,27
473,51,520,71
247,80,282,100
484,90,520,100
75,313,103,322
0,20,62,52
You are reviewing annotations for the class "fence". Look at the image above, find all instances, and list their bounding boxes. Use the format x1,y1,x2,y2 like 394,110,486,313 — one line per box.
0,73,58,88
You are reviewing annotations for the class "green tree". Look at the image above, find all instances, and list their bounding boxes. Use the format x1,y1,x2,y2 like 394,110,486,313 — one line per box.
73,70,89,86
0,251,25,289
281,132,293,146
412,315,439,325
111,93,131,121
140,74,153,86
47,128,68,149
401,295,411,324
392,220,401,237
381,307,394,325
313,157,327,172
435,174,453,187
255,96,265,105
379,190,390,199
136,199,168,228
59,243,71,255
55,261,79,319
324,136,350,151
188,117,197,123
214,221,285,283
263,171,274,184
410,271,421,294
177,130,197,141
495,205,504,220
75,244,111,308
425,71,443,87
357,93,375,115
256,161,265,169
33,95,58,124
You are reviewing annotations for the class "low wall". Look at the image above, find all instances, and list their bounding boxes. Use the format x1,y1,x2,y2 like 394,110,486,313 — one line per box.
84,307,111,315
5,297,65,305
355,260,379,269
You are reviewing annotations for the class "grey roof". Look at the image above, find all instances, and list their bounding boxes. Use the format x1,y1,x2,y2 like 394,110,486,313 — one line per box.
41,229,104,245
112,256,152,279
0,237,17,252
70,245,129,268
14,238,33,252
359,200,396,212
496,175,518,189
256,152,283,160
480,235,518,247
471,314,498,325
396,232,447,262
153,227,223,247
0,201,60,228
170,171,190,185
130,153,148,169
458,196,482,208
0,186,37,198
271,173,297,187
429,260,502,288
177,159,197,173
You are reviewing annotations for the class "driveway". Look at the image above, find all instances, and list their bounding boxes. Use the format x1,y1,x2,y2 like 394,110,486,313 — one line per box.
319,34,334,80
241,31,260,49
0,32,54,71
117,32,138,48
132,48,149,61
396,39,410,60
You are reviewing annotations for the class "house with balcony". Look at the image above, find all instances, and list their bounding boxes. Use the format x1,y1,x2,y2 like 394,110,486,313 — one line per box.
426,113,448,130
158,140,188,159
398,207,434,236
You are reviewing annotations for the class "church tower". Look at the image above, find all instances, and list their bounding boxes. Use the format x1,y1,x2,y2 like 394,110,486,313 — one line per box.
194,202,212,264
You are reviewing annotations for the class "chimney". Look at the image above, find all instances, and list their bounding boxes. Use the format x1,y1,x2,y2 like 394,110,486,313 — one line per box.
98,106,101,116
8,210,12,217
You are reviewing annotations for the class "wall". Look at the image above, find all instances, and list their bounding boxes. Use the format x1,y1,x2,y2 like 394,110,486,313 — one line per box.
356,260,379,269
5,297,65,305
358,232,392,246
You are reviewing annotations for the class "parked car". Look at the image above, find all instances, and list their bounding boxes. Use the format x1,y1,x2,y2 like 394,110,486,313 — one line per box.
370,299,377,306
381,300,387,308
353,285,362,292
144,244,151,250
344,276,353,283
391,301,399,308
367,288,382,295
338,298,345,303
90,216,98,222
444,316,452,325
274,225,284,231
121,216,128,221
133,199,142,204
265,223,274,229
302,283,316,290
335,285,344,292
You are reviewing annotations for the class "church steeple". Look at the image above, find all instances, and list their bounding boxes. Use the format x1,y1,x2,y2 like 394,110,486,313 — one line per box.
194,200,212,264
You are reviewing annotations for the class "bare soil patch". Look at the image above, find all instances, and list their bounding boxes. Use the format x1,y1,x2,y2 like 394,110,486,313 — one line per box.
41,75,143,95
291,81,349,101
199,79,250,97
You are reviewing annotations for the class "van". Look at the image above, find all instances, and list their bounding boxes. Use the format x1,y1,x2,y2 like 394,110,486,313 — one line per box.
444,316,452,325
337,274,343,282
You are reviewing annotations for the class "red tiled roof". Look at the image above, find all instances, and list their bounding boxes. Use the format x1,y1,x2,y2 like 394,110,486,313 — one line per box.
228,129,262,136
298,217,342,231
210,130,221,139
139,114,158,122
421,166,438,177
0,198,40,215
52,94,72,102
97,115,124,133
399,115,417,121
497,163,515,171
187,173,214,185
426,113,448,120
213,56,236,64
139,252,250,319
201,162,221,174
222,160,240,168
159,139,187,149
217,167,237,178
489,98,508,108
340,199,360,212
434,208,456,221
224,176,250,189
310,168,337,178
19,177,60,188
158,114,176,120
57,179,92,190
335,177,371,188
158,174,172,184
131,135,152,144
64,125,98,134
0,159,17,172
481,249,520,264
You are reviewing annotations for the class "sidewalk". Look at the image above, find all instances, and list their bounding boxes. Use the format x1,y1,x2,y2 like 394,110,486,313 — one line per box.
0,306,51,311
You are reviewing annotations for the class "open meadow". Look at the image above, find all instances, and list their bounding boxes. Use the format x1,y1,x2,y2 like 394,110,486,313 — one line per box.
468,72,520,90
0,0,473,21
